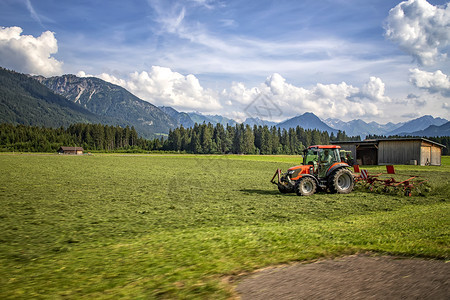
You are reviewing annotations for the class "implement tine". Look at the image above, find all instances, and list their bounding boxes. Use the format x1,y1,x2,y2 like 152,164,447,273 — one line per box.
271,168,282,184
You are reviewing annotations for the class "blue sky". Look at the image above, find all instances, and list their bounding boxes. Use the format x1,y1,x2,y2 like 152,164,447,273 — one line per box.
0,0,449,123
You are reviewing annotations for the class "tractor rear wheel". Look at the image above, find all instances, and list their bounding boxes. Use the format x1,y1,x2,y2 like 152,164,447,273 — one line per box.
295,177,317,196
328,168,354,194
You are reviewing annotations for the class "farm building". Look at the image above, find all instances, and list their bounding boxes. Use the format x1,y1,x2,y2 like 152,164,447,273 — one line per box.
57,146,84,155
331,138,444,166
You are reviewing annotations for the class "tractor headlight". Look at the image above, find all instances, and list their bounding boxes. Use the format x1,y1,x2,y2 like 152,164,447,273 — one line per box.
287,170,295,175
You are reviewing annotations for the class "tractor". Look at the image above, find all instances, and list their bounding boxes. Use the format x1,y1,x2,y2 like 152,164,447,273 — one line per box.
271,145,354,196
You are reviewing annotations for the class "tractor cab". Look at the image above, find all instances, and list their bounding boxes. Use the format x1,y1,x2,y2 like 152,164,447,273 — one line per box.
271,145,354,196
303,146,341,176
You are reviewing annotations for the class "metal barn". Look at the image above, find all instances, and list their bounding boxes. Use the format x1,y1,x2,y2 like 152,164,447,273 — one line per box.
331,138,444,166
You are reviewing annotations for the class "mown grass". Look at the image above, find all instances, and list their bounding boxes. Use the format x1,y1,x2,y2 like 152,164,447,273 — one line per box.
0,154,449,299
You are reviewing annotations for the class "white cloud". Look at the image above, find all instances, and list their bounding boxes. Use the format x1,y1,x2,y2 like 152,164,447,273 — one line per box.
409,68,450,96
361,76,391,103
0,26,62,76
402,112,421,118
385,0,450,66
221,74,389,122
25,0,44,28
81,66,222,112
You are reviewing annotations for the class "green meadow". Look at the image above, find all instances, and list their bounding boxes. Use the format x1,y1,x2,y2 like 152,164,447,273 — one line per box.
0,154,449,299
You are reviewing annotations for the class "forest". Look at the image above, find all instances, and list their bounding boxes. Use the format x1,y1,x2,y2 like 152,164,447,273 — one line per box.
0,122,365,154
1,122,448,155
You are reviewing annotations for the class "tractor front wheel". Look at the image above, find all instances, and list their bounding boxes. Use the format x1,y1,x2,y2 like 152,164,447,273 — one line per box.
328,168,354,194
278,184,293,193
295,177,317,196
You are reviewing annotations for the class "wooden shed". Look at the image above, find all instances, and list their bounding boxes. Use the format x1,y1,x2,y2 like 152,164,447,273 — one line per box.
57,146,84,155
331,138,444,166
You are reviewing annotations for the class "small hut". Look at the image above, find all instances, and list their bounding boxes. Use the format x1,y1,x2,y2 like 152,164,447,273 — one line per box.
57,146,84,155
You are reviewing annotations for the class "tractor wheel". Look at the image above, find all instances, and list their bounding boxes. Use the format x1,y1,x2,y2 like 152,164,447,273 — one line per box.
328,168,354,194
295,177,317,196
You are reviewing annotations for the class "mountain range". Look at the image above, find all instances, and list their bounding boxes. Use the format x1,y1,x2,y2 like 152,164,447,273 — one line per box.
387,115,448,136
323,118,402,136
1,67,448,138
323,115,448,137
187,112,238,127
408,121,450,137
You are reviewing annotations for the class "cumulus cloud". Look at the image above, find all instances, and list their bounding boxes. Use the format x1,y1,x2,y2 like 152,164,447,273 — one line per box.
361,76,391,103
0,26,62,76
222,74,391,121
80,66,222,112
409,68,450,96
385,0,450,66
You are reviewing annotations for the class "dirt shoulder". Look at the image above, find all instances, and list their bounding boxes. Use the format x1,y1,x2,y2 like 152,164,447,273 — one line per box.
235,254,449,299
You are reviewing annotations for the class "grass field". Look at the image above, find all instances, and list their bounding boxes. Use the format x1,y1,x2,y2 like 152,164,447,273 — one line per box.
0,154,449,299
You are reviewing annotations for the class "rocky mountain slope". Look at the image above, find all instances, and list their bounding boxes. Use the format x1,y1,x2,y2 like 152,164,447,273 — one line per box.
35,74,177,138
0,67,102,127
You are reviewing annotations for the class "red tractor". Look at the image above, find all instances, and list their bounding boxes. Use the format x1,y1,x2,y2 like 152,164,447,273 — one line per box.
271,145,354,196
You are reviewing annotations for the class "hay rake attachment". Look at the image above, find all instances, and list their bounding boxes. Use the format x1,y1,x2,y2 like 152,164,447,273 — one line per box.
353,165,428,196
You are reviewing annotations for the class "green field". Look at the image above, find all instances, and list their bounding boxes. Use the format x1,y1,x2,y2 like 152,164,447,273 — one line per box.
1,154,449,299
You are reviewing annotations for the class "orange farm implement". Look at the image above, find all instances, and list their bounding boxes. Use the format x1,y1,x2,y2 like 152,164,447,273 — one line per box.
353,165,428,196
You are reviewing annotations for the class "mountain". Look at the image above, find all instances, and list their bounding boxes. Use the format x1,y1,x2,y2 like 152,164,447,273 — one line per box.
276,112,338,133
243,117,277,127
367,121,403,134
159,106,194,128
35,74,177,138
407,121,450,137
187,112,237,126
0,67,103,127
324,118,404,137
388,115,448,136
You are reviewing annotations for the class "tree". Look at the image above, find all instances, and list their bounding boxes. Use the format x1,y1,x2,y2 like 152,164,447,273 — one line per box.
260,126,272,154
201,123,213,153
242,124,255,154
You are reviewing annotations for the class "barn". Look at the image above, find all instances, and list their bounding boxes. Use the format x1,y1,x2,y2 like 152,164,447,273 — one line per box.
57,146,84,155
331,138,444,166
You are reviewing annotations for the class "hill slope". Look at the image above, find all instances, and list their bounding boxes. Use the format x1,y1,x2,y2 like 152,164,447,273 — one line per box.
36,75,177,138
0,67,101,127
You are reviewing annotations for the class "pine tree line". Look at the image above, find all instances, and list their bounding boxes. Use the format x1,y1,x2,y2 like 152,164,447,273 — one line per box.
166,123,360,154
0,123,143,152
0,122,361,154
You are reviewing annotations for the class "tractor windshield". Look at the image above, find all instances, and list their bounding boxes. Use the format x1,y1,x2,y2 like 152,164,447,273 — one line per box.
303,149,318,165
319,148,340,164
